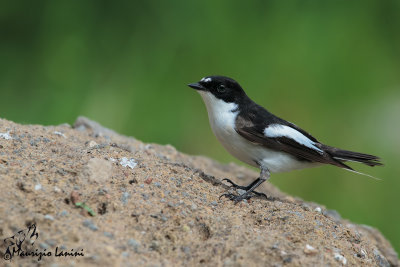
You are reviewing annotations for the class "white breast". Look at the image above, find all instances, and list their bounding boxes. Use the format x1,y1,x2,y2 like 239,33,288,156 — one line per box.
198,92,316,173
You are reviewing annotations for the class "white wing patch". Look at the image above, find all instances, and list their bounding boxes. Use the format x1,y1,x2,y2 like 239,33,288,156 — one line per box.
264,124,323,154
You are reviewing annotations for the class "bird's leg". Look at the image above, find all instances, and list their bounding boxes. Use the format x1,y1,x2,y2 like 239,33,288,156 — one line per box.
221,178,267,197
222,177,260,190
221,167,270,202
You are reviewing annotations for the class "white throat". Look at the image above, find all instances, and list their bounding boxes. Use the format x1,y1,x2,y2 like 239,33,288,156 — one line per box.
198,91,238,119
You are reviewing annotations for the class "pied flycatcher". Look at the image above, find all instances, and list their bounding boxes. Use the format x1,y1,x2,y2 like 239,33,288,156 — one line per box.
188,76,382,202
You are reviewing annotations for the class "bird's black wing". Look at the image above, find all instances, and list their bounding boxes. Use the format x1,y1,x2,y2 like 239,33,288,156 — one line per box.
235,106,351,169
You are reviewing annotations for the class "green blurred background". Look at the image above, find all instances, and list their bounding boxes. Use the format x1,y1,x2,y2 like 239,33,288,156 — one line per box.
1,1,399,253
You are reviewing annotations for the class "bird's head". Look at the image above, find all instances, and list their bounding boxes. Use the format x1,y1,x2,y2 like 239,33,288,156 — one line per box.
188,76,245,104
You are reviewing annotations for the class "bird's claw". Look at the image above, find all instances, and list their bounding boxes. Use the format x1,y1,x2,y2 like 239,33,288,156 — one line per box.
221,178,268,200
222,178,244,189
219,193,251,203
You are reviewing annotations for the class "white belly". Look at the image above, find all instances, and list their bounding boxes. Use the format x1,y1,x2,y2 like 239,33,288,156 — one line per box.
199,91,315,173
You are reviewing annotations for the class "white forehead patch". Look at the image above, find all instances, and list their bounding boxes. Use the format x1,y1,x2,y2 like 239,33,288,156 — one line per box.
201,77,212,83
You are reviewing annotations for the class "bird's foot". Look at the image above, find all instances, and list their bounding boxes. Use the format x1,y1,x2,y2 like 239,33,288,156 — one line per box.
222,178,268,199
219,191,268,203
219,192,252,203
221,178,247,190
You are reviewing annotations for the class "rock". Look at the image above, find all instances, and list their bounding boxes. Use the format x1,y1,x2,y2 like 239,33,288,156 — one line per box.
53,131,66,138
121,192,131,204
44,214,55,221
83,219,98,231
304,244,317,255
103,232,114,239
0,131,12,140
128,238,140,252
334,253,347,265
374,249,390,267
39,242,49,250
54,186,61,193
0,117,398,267
119,157,137,169
88,140,98,148
86,158,112,184
314,206,322,213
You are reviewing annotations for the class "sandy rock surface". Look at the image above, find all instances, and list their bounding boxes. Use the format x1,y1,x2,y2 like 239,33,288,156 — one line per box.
0,117,398,267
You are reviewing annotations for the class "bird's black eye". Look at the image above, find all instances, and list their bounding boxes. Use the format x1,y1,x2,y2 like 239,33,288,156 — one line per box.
217,84,226,93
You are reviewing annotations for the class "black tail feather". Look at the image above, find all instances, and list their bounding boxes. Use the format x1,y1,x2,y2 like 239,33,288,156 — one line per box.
323,145,383,167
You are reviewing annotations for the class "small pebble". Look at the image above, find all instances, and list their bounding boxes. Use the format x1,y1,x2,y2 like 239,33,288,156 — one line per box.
334,253,347,265
54,131,66,138
190,204,197,211
34,184,42,191
54,186,61,193
304,244,317,255
83,219,98,231
98,188,108,195
210,201,218,206
373,248,390,267
301,203,311,211
314,207,322,213
88,140,98,148
44,214,54,221
104,232,114,238
144,177,152,184
128,239,140,252
182,246,191,255
45,239,57,246
315,220,324,227
39,243,49,250
153,182,161,188
160,198,166,203
0,132,12,140
359,249,367,259
122,251,129,257
120,157,137,169
121,192,131,204
283,256,292,263
89,255,100,261
59,210,68,217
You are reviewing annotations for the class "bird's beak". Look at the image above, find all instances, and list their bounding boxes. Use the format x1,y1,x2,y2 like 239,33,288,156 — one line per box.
188,82,206,91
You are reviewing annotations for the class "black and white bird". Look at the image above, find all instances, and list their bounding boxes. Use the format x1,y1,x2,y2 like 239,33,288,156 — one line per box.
188,76,382,202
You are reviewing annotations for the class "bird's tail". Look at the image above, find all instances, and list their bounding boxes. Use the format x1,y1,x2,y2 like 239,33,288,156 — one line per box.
322,145,383,180
325,146,383,167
